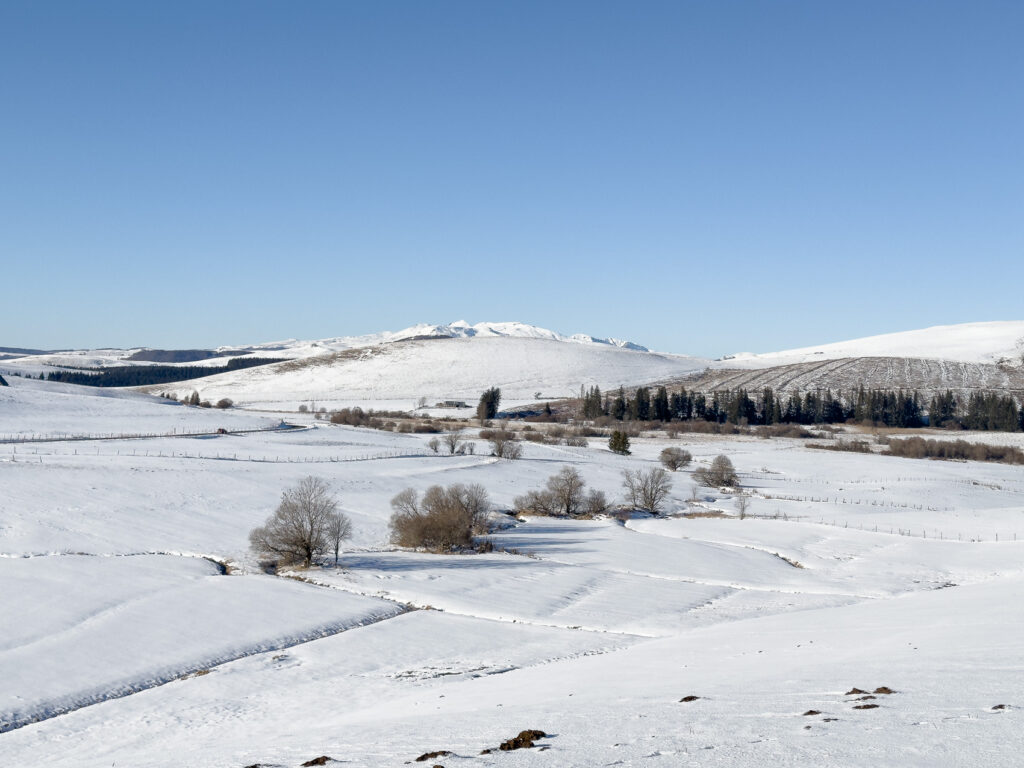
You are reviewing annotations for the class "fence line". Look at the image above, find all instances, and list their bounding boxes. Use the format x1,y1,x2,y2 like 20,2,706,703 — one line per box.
2,445,424,464
0,424,307,445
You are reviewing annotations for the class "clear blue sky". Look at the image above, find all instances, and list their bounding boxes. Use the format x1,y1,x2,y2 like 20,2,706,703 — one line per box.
3,1,1022,356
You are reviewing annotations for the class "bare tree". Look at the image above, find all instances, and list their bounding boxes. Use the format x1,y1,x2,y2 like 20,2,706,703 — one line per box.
513,468,609,518
489,430,522,460
443,428,464,455
735,495,750,520
326,511,353,565
583,488,610,516
694,455,739,487
249,477,351,568
547,466,586,516
622,467,673,514
428,437,441,454
659,447,692,471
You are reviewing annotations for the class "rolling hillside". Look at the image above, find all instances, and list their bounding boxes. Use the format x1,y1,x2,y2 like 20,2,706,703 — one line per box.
143,336,706,407
674,356,1024,399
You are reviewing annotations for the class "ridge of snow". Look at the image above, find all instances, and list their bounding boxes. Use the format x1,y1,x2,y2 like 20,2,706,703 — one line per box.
218,321,651,358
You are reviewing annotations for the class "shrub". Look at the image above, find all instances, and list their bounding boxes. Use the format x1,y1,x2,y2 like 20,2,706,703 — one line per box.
215,398,234,409
249,477,352,567
622,467,672,513
488,430,522,459
442,429,464,454
694,455,738,487
884,437,1024,464
659,447,692,471
564,436,588,447
388,483,490,550
583,488,610,516
810,439,873,453
759,424,812,439
427,437,440,453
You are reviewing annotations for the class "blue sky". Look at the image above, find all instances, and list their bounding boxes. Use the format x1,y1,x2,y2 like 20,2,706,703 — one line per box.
2,1,1021,356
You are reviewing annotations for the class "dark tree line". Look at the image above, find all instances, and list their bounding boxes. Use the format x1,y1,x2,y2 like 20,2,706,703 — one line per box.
44,357,285,388
929,390,1023,432
579,384,1023,431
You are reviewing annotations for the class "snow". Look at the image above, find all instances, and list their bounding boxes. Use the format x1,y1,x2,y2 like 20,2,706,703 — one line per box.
724,320,1024,368
144,336,706,406
1,379,1023,765
0,555,400,732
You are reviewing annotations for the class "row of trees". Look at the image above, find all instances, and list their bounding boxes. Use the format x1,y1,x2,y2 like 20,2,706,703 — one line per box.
580,384,1024,431
928,391,1023,431
44,357,284,388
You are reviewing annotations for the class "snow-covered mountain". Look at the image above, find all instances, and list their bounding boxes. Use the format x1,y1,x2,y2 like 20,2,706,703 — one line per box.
239,320,649,358
721,321,1024,369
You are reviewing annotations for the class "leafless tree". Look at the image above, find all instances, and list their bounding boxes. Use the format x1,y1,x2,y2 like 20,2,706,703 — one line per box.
428,437,441,454
249,476,352,568
547,466,586,516
622,467,673,514
443,428,464,455
659,447,692,471
735,495,750,520
326,511,353,565
489,430,522,460
513,467,609,518
694,455,739,487
583,488,610,516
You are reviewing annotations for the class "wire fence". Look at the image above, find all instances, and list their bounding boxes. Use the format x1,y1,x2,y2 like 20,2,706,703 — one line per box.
0,424,307,445
2,445,424,464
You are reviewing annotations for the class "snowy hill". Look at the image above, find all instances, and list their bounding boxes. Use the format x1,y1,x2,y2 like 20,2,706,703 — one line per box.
236,320,650,358
722,321,1024,369
0,321,651,377
145,336,706,407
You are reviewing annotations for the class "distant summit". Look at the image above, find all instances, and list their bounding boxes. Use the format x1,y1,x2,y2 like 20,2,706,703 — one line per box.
237,321,650,357
387,321,650,352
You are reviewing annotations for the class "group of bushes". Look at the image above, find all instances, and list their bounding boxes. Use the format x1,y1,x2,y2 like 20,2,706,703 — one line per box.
513,467,610,517
884,437,1024,464
389,484,491,550
513,465,677,516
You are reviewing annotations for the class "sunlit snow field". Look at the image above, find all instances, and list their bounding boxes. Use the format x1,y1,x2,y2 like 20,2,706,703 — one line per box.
1,375,1023,766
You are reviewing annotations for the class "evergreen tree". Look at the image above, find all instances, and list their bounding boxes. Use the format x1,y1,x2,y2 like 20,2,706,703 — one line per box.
652,386,670,421
477,387,502,421
612,386,627,420
608,430,631,455
632,387,651,421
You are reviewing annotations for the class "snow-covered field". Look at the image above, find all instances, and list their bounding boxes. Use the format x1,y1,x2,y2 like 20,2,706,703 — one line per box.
2,377,1023,766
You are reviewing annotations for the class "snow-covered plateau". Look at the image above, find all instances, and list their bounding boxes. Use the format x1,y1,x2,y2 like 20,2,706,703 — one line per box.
2,372,1023,766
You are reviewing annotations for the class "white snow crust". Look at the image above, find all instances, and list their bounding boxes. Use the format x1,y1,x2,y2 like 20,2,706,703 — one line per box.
1,378,1023,765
